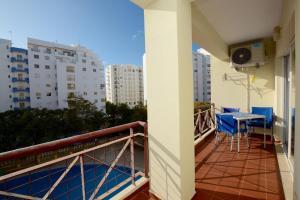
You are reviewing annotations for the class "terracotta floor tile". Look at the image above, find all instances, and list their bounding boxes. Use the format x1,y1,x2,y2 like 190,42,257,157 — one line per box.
127,134,284,200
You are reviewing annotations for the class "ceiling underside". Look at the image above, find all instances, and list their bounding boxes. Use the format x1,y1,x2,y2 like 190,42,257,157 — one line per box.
194,0,282,45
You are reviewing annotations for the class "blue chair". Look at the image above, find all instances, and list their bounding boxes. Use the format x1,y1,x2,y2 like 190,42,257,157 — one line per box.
222,107,248,130
222,107,240,113
247,107,274,140
216,114,249,151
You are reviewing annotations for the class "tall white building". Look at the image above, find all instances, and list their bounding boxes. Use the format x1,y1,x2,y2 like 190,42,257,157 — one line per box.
105,64,143,107
193,48,211,102
27,38,106,111
0,39,30,112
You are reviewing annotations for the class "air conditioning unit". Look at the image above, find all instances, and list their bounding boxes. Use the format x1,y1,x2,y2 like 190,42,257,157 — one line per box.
230,41,265,68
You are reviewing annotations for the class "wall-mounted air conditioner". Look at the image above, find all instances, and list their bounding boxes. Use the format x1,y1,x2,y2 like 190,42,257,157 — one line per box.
230,41,265,68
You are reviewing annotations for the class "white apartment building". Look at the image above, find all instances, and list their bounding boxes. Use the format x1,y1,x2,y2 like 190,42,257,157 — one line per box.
0,39,30,112
105,64,143,107
193,48,211,102
27,38,106,111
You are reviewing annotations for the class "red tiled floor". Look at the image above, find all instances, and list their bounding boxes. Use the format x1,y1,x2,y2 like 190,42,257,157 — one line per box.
127,133,285,200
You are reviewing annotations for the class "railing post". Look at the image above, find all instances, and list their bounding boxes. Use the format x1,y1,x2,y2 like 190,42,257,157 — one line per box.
211,103,216,128
130,128,135,185
80,155,86,200
198,109,202,135
143,124,149,178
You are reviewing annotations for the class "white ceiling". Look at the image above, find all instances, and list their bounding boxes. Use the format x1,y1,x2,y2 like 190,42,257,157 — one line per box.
194,0,282,45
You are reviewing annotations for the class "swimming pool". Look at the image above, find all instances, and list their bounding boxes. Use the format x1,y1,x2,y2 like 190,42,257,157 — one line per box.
0,164,141,200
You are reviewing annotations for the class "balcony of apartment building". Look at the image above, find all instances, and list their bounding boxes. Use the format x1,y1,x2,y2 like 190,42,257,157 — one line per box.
11,66,29,73
0,1,298,200
127,0,298,199
10,47,28,55
11,77,29,83
12,87,30,93
10,57,28,64
12,96,30,103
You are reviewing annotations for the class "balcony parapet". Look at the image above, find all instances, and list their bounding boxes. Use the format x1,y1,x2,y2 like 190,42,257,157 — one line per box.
11,57,28,64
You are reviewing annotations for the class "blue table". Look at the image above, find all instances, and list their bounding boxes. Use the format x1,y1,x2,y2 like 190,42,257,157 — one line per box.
220,112,266,152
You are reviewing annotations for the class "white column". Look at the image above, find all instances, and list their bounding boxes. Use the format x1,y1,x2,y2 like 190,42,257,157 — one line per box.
143,0,195,199
294,1,300,199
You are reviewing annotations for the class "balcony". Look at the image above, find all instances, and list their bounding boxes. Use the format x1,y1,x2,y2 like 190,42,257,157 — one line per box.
13,96,30,102
10,47,28,55
11,57,28,64
11,67,29,73
11,77,29,83
12,87,30,93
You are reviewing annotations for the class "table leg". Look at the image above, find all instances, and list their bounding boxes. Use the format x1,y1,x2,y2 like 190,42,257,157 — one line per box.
238,119,240,152
264,117,266,148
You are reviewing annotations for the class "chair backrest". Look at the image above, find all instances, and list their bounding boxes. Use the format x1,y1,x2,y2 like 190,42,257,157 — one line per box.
251,107,273,124
216,114,237,134
222,107,240,113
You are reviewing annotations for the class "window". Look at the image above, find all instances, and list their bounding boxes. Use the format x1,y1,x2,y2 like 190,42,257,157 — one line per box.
67,83,75,90
36,92,41,99
31,46,39,52
82,59,86,63
8,75,10,78
34,64,39,68
46,83,51,87
17,64,23,69
45,56,50,60
66,66,75,72
34,54,39,59
67,75,75,81
46,48,51,54
94,91,97,95
93,69,96,72
82,68,86,71
46,92,51,96
19,102,25,108
94,99,98,103
45,65,50,69
83,91,87,96
7,55,10,58
7,65,10,68
17,55,22,59
101,98,105,102
6,45,9,49
91,61,95,66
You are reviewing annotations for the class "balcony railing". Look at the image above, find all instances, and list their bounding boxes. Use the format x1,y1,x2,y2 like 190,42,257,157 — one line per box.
12,97,30,102
10,47,28,55
11,77,29,83
12,87,30,93
194,103,216,140
11,67,29,73
11,57,28,64
0,121,148,200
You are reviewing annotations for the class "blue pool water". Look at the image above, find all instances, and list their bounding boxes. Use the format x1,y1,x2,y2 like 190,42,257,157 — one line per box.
0,164,141,200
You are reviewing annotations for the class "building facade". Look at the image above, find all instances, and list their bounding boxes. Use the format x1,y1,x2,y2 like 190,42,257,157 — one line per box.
27,38,106,111
193,48,211,102
0,39,30,112
105,64,143,107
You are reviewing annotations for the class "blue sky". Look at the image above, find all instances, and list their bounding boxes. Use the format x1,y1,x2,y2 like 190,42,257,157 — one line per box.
0,0,199,66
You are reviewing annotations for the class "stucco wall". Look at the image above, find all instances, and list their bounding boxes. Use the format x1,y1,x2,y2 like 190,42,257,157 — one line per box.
211,39,275,112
